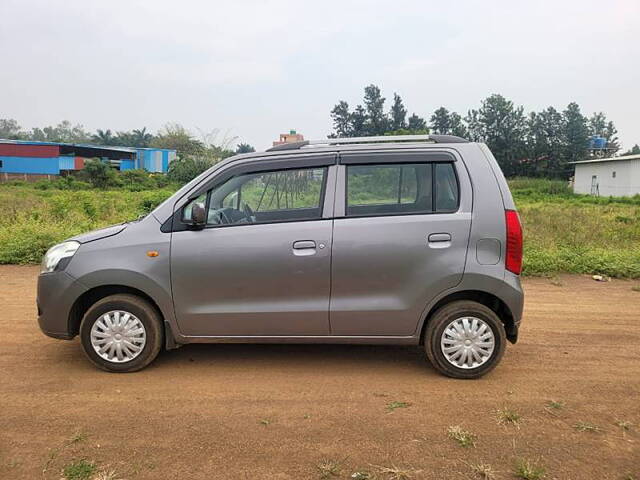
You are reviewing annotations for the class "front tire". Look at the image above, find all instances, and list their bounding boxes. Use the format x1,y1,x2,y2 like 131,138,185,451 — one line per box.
79,294,163,373
424,300,506,379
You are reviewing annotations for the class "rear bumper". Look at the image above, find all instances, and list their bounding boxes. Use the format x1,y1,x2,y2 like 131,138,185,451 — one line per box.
37,271,87,340
503,272,524,343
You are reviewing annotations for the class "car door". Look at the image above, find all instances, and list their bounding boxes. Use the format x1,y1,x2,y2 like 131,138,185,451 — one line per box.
170,154,336,336
329,150,472,336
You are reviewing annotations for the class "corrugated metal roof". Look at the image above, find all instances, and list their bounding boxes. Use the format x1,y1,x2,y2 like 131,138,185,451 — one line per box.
570,154,640,165
0,138,136,153
0,138,175,154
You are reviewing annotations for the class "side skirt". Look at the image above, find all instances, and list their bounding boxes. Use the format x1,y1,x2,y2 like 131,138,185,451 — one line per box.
173,335,420,346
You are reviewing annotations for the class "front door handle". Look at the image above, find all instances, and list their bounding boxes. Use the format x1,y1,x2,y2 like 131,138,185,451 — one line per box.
428,233,451,243
292,240,317,257
293,240,316,250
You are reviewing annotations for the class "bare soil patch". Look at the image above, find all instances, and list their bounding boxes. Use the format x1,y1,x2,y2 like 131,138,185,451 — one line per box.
1,266,638,479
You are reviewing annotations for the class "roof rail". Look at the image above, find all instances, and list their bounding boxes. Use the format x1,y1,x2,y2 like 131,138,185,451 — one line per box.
266,134,468,152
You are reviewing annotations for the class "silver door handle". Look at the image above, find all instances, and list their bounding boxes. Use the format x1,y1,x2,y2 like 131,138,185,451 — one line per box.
293,240,316,250
428,233,451,243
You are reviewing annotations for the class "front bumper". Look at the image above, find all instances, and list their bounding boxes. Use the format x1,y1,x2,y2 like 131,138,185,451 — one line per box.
37,271,87,340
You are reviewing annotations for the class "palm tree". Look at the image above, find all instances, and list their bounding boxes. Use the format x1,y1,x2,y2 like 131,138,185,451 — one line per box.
92,129,116,145
132,127,154,147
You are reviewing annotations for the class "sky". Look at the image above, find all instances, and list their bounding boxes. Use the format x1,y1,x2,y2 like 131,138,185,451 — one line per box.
1,0,639,150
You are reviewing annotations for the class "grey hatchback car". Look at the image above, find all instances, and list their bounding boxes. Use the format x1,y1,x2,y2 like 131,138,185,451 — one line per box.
37,135,523,378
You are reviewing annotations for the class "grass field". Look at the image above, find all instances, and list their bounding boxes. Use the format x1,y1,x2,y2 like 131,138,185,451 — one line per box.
0,178,639,277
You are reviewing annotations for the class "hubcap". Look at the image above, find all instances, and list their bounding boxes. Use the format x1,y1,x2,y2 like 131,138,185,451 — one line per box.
90,310,146,363
440,316,495,369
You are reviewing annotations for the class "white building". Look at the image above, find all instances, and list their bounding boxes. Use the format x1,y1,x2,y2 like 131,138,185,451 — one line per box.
571,154,640,197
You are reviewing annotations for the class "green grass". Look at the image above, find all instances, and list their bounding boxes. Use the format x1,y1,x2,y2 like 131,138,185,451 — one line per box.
316,459,342,478
545,400,564,410
513,458,546,480
1,177,639,278
62,459,97,480
447,425,476,448
468,462,496,479
511,178,640,278
496,407,521,426
386,401,411,412
0,184,175,264
574,421,601,433
615,419,631,431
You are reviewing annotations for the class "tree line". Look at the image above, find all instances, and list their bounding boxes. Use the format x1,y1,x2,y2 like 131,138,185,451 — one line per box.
331,85,639,178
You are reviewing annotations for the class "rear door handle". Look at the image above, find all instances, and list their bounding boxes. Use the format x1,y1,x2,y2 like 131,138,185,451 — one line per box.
293,240,316,250
428,233,451,243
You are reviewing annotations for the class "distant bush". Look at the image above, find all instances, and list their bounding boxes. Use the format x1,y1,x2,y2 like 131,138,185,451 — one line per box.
508,177,572,196
79,159,121,189
167,156,215,183
119,169,174,191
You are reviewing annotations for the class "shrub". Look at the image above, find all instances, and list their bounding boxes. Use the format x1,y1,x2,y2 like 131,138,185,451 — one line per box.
167,155,215,183
79,159,121,189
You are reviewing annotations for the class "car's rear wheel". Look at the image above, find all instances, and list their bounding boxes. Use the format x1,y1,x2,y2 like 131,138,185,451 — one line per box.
424,300,506,379
79,294,163,373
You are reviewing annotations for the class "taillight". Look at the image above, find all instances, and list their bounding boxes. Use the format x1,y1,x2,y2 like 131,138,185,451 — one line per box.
505,210,523,275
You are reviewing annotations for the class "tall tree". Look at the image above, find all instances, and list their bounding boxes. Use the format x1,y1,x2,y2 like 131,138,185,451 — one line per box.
31,121,90,143
363,84,388,135
525,107,564,177
588,112,619,154
0,118,24,139
350,105,368,137
469,94,527,176
622,144,640,156
430,107,467,137
389,93,407,131
131,127,154,147
430,107,451,134
562,102,590,165
92,129,117,145
603,121,620,154
464,109,483,142
151,123,205,156
407,113,427,132
448,112,468,138
589,112,607,137
236,143,255,154
330,101,352,137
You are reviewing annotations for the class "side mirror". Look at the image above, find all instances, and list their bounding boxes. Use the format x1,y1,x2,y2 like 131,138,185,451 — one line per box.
190,202,206,228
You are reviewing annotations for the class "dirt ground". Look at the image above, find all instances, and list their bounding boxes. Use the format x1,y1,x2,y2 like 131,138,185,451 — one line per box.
0,266,638,480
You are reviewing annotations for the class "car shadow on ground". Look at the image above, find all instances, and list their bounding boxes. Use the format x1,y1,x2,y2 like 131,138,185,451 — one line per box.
151,342,436,374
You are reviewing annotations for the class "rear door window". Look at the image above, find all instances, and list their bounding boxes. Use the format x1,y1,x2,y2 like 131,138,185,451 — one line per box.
346,161,458,217
434,163,459,212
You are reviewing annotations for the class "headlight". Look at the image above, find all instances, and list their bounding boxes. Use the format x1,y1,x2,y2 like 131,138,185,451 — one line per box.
41,241,80,274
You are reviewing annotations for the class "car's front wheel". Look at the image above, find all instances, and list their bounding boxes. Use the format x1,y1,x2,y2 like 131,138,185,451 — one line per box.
79,294,163,373
424,300,506,379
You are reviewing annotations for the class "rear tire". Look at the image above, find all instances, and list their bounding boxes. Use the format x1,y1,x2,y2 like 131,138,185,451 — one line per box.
79,294,163,373
424,300,506,379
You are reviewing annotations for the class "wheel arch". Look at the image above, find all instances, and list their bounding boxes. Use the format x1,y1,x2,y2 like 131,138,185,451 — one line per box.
419,290,517,345
68,284,179,350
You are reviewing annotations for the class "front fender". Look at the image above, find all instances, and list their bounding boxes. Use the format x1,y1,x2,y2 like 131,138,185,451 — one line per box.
73,269,176,330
